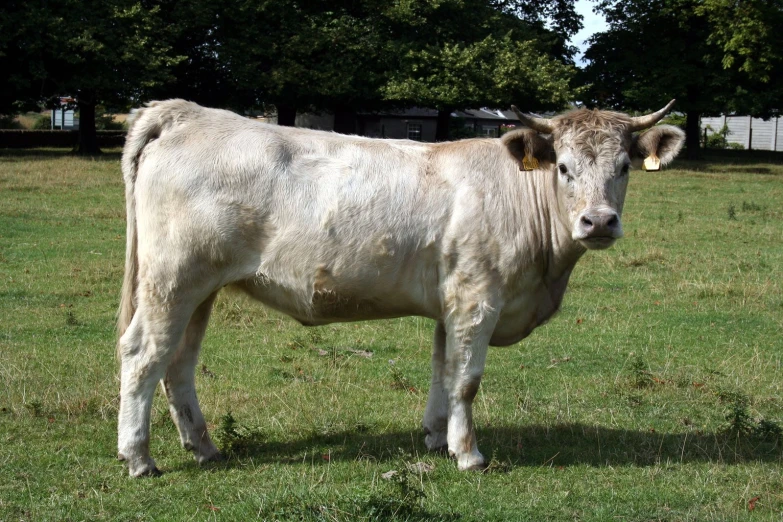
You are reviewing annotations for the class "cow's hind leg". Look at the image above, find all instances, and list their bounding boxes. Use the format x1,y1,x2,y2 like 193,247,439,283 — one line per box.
423,322,448,451
118,290,200,477
160,291,221,465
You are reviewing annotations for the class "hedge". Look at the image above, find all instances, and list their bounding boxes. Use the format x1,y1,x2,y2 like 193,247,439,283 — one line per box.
0,130,126,149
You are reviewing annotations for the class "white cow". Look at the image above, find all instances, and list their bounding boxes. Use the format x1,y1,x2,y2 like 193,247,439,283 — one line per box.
117,99,684,476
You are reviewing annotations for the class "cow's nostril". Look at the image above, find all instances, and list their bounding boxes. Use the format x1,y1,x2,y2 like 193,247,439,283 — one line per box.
581,215,593,227
607,214,619,228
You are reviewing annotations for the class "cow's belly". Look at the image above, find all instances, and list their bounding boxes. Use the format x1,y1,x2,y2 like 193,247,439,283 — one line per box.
233,275,437,325
232,239,443,325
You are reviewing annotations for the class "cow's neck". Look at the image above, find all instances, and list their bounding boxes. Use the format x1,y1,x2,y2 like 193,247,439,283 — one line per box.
488,164,587,346
519,166,586,284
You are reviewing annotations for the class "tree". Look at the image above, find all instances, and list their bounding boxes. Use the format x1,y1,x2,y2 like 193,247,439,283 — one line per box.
177,0,392,128
382,0,581,140
581,0,783,158
2,0,583,145
0,1,53,115
698,0,783,84
0,0,181,154
187,0,581,136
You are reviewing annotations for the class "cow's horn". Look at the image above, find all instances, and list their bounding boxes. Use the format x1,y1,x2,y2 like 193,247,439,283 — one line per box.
629,99,676,131
511,105,554,134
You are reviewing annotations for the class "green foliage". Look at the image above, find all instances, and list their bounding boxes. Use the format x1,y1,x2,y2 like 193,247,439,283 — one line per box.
742,201,764,212
254,470,453,522
756,419,783,440
383,34,578,111
704,124,732,149
366,468,429,520
1,0,581,143
662,113,686,130
215,412,265,458
95,115,125,131
727,204,737,220
718,390,783,440
697,0,783,84
627,354,654,388
449,117,482,140
721,390,753,434
0,0,182,151
32,115,51,130
381,2,580,115
703,123,745,150
0,115,23,129
582,0,783,155
24,400,44,417
389,360,415,391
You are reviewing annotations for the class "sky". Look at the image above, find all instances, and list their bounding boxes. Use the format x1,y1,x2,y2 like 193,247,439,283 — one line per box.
570,0,608,66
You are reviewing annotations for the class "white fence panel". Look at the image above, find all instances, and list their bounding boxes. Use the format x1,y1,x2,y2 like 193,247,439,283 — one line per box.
702,115,782,151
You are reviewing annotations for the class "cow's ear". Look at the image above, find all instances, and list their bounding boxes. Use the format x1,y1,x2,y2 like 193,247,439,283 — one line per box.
501,129,554,171
630,125,685,169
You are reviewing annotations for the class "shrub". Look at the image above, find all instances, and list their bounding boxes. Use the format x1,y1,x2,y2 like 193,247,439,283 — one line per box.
0,115,22,129
97,114,126,130
628,354,654,388
703,123,742,149
663,113,686,130
0,129,126,148
449,117,481,140
32,114,52,130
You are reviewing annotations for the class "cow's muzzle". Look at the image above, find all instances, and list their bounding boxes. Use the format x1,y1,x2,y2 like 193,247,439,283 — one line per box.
573,208,623,250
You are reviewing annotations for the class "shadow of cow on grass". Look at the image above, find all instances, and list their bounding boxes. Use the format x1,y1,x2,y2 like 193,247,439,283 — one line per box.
172,423,782,473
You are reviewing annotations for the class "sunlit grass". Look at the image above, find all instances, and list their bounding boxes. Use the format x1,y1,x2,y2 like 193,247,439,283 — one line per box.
1,148,782,520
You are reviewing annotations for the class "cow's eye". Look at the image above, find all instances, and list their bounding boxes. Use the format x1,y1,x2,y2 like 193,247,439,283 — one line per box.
620,163,630,176
558,163,573,182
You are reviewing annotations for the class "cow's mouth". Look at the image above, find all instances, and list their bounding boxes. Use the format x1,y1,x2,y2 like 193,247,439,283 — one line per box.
579,236,618,250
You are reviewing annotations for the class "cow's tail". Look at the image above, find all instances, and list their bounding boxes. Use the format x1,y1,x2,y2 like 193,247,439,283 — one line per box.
117,102,167,356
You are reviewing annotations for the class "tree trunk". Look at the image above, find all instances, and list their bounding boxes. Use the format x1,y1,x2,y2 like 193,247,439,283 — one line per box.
685,111,701,159
435,109,452,142
333,107,356,135
685,111,701,160
276,104,296,126
76,92,101,155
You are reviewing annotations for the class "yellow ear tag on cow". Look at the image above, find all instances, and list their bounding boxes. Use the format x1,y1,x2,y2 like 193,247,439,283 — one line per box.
643,155,661,172
521,156,539,171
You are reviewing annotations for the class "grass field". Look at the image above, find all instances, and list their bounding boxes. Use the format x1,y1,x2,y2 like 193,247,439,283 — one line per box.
0,147,782,521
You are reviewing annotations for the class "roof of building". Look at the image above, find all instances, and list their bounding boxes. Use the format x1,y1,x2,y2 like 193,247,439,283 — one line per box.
359,107,534,123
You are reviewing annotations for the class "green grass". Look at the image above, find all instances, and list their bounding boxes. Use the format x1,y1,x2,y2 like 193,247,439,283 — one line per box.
1,148,782,520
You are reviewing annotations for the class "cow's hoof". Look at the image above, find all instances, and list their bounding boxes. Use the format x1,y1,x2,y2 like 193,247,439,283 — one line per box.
126,457,161,478
197,450,224,465
425,431,448,452
450,450,487,471
135,466,163,478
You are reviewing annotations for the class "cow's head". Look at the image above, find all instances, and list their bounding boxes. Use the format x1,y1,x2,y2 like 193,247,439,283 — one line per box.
502,101,685,250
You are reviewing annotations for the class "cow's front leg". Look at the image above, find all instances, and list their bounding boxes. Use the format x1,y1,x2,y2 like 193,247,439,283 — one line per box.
423,322,448,451
442,298,499,471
